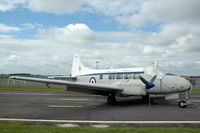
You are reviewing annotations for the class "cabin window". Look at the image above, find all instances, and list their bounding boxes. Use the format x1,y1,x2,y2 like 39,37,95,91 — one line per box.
116,74,123,79
124,74,128,79
100,75,103,79
134,74,140,79
124,74,132,79
132,74,136,79
108,74,115,79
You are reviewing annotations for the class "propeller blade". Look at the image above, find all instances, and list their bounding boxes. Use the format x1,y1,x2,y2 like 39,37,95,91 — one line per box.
140,75,156,106
150,75,157,83
139,76,148,84
140,75,156,89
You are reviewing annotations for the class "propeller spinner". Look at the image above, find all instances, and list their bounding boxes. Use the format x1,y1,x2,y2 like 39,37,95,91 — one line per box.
139,75,157,106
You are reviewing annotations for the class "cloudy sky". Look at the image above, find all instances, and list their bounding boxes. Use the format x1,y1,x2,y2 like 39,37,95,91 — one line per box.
0,0,200,76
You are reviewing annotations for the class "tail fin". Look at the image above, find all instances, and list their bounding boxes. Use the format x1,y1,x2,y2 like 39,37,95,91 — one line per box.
71,54,92,77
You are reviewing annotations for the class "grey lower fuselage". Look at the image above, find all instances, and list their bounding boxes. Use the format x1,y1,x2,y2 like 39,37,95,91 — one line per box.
76,72,191,96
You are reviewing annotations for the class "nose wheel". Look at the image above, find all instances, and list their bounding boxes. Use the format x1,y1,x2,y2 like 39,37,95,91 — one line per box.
107,94,116,105
178,90,190,108
178,100,187,108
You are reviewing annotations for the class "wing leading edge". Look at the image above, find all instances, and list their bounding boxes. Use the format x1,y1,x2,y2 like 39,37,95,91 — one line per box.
9,76,123,96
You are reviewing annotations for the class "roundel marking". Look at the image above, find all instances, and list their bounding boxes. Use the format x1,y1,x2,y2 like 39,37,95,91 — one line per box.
89,77,96,84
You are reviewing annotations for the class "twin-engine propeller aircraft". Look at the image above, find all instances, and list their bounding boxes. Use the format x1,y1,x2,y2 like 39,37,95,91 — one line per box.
10,55,192,108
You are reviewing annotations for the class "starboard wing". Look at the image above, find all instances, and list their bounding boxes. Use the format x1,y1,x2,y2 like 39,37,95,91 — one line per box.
9,76,123,96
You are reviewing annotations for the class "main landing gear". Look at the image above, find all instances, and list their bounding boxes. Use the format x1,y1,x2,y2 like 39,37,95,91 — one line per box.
107,94,116,105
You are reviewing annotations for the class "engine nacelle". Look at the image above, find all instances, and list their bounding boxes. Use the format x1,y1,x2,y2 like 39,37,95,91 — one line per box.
120,80,147,96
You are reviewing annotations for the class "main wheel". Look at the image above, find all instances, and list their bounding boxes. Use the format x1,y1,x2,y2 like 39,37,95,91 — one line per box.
178,100,187,108
107,95,116,105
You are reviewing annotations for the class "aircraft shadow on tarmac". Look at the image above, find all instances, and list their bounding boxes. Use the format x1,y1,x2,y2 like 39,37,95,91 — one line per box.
95,97,174,107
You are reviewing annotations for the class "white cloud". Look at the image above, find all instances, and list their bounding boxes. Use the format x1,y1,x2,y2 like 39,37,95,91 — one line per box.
143,46,163,55
141,0,200,23
22,23,36,30
0,0,28,11
85,0,142,16
116,14,146,28
0,23,21,33
53,56,58,60
0,22,200,75
0,37,73,74
1,0,200,28
116,0,200,28
0,0,143,16
0,23,43,34
142,23,200,55
37,23,96,44
0,0,85,14
171,34,200,52
0,34,13,38
21,23,44,31
28,0,84,14
8,54,20,61
162,60,200,76
195,61,200,64
162,50,175,58
27,0,143,15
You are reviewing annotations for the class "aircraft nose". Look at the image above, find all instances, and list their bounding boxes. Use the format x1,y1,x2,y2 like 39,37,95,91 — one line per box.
180,77,192,91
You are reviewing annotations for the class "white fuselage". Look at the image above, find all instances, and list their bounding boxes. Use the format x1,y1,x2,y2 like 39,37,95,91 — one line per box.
71,55,191,96
75,67,191,96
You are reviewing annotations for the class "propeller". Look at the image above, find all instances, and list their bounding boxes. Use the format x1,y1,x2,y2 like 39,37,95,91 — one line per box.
139,75,157,89
139,75,157,105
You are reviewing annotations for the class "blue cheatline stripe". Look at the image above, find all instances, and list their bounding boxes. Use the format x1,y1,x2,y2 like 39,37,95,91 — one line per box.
80,71,144,76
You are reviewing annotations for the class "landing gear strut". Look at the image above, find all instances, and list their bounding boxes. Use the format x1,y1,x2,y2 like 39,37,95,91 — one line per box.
142,94,149,103
178,90,190,108
142,93,151,106
107,94,116,105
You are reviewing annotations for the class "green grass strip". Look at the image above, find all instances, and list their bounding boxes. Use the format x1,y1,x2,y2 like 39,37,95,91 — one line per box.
0,124,199,133
191,86,200,93
192,90,200,93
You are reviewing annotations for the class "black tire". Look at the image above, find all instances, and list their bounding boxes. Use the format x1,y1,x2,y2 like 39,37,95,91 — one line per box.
178,100,187,108
107,95,116,105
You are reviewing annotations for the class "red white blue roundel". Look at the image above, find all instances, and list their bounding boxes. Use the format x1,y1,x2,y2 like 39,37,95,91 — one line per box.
89,77,96,83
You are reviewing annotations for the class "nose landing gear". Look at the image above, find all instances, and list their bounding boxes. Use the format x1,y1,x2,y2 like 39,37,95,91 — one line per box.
178,90,190,108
